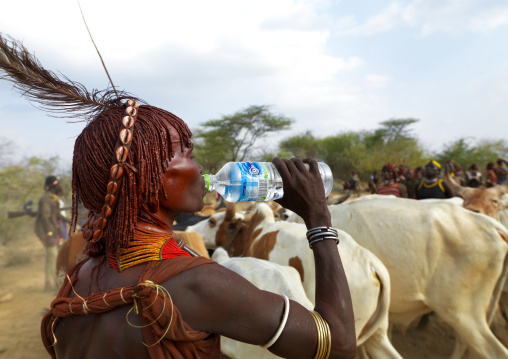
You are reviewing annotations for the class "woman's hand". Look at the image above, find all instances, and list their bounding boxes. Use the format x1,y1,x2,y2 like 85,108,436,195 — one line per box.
272,157,331,228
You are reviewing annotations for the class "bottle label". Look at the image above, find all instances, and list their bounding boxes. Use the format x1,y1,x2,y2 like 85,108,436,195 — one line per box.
237,162,269,202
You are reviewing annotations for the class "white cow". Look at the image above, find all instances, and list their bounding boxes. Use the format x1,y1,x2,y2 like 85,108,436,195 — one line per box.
288,195,508,358
189,203,403,359
212,247,313,359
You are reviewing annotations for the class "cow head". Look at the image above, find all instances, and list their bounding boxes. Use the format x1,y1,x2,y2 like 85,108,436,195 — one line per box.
444,168,508,217
186,203,248,251
187,202,276,257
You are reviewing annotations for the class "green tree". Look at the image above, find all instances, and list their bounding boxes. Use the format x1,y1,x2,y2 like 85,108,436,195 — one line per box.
363,118,426,173
194,105,293,172
279,131,320,159
316,132,365,178
0,137,14,167
435,138,475,168
271,118,427,184
436,138,508,170
378,118,419,142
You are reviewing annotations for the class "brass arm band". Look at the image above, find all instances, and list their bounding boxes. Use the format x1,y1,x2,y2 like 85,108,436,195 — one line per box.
310,311,331,359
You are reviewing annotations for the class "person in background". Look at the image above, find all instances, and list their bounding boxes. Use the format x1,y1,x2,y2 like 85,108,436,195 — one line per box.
416,160,453,199
350,170,359,197
453,163,466,186
495,159,508,185
413,167,424,182
403,168,416,199
368,171,378,194
55,186,71,246
396,165,405,181
466,164,482,188
34,176,66,291
376,163,408,198
485,162,498,188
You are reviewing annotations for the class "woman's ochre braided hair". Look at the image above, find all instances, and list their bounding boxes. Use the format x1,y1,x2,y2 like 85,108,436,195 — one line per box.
0,34,195,257
72,104,192,257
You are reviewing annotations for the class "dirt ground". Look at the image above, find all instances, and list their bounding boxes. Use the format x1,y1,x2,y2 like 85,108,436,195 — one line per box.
0,235,506,359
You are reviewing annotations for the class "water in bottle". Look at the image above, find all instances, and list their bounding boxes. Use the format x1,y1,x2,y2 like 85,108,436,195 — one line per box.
203,161,333,202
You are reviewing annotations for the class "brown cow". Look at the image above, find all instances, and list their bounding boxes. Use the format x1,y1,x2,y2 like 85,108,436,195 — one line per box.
56,230,210,275
56,232,88,276
444,167,508,217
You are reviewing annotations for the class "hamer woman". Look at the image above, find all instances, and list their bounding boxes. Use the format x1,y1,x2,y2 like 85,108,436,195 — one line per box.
0,33,356,359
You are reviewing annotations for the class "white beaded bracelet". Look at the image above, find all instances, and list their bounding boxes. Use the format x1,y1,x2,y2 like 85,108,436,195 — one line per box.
260,295,290,349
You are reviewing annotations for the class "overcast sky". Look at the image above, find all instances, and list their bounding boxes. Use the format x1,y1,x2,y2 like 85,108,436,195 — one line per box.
1,0,507,167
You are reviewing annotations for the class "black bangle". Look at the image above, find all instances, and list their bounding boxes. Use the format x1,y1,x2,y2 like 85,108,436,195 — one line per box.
306,226,338,240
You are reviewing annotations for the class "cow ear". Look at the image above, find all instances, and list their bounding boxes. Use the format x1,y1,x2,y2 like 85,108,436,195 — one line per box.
496,184,508,196
225,202,236,221
497,231,508,244
499,194,508,209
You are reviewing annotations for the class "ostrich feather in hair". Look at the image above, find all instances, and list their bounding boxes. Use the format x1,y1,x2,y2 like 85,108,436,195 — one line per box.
0,33,138,122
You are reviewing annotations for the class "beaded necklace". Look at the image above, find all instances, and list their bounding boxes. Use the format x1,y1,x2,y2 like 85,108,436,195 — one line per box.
108,227,191,272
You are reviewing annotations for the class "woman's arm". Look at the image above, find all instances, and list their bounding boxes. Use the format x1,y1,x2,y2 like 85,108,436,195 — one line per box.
167,158,356,358
271,158,356,357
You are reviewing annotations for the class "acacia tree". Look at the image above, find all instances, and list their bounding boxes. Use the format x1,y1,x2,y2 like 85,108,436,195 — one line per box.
378,118,419,142
194,105,293,172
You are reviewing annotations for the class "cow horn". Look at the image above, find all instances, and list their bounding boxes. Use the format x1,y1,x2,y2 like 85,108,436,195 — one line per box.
336,193,350,205
225,202,236,221
444,166,467,197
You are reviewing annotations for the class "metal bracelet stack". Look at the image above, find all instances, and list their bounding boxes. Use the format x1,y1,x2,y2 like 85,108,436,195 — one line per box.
306,226,339,249
310,310,331,359
82,99,139,243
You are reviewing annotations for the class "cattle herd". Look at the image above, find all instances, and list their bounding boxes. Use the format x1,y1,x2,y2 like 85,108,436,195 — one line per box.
57,178,508,359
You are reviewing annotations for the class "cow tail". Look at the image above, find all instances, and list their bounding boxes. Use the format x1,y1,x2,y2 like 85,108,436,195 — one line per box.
356,262,391,346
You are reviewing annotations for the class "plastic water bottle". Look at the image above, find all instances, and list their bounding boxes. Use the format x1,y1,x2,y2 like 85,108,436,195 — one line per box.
203,162,333,202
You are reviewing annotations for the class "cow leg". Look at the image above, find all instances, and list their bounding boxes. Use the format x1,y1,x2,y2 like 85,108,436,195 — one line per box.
387,322,393,341
363,332,403,359
491,308,508,347
450,336,467,359
355,345,369,359
437,310,508,359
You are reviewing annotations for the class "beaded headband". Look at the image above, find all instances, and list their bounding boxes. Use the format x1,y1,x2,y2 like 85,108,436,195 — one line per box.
82,99,139,243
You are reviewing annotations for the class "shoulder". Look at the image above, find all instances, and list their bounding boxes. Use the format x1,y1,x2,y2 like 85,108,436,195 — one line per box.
162,259,241,296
